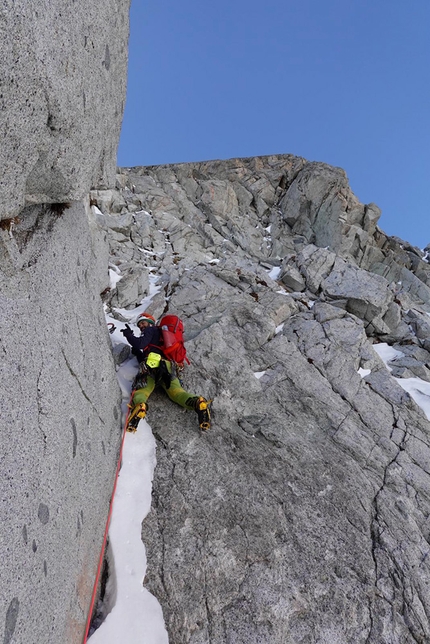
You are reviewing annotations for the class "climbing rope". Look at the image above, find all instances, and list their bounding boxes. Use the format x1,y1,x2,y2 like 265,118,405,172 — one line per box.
82,398,133,641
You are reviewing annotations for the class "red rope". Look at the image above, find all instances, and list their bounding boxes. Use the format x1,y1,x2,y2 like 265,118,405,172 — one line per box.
82,399,132,642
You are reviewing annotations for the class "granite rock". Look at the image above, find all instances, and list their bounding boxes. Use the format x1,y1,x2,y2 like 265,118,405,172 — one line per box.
92,155,430,643
0,0,130,218
0,2,129,641
0,203,122,644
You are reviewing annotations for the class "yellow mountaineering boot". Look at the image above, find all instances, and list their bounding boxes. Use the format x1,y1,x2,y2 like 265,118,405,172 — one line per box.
195,397,211,431
126,402,147,433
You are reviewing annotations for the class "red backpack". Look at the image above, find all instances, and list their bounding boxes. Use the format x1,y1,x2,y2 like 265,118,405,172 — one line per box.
159,315,190,366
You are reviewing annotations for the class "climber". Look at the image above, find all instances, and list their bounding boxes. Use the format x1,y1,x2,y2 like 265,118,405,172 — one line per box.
121,312,211,433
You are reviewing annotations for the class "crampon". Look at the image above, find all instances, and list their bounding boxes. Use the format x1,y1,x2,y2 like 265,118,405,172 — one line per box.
126,402,147,433
195,397,212,431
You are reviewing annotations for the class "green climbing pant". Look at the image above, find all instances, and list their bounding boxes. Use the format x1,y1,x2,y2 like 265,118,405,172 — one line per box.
132,360,197,410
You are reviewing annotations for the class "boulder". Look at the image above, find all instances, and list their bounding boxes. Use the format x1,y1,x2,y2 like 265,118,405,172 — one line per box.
387,355,430,382
296,245,337,293
110,264,150,309
279,255,306,292
322,257,393,325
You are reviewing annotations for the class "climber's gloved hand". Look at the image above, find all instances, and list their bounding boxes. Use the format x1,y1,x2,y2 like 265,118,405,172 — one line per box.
121,324,131,336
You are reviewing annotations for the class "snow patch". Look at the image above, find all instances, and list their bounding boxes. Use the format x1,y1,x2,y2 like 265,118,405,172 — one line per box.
395,378,430,421
254,371,266,379
267,266,281,280
89,319,169,642
109,268,122,289
88,420,168,644
372,343,404,371
358,368,371,378
372,343,430,420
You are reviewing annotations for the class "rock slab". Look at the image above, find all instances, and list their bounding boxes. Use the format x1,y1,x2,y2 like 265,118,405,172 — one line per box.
93,155,430,643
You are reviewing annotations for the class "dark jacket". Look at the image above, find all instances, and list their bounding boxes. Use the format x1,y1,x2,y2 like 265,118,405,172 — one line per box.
122,325,163,363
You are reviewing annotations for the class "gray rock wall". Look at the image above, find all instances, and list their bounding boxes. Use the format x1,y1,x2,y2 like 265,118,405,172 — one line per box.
0,202,122,644
0,2,129,642
94,155,430,643
0,0,130,218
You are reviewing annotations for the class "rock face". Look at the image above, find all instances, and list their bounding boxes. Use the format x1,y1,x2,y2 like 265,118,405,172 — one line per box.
0,3,129,643
0,202,122,643
95,155,430,643
0,0,130,218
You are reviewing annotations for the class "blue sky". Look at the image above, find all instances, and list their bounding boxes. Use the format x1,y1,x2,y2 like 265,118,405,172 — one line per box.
118,0,429,248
